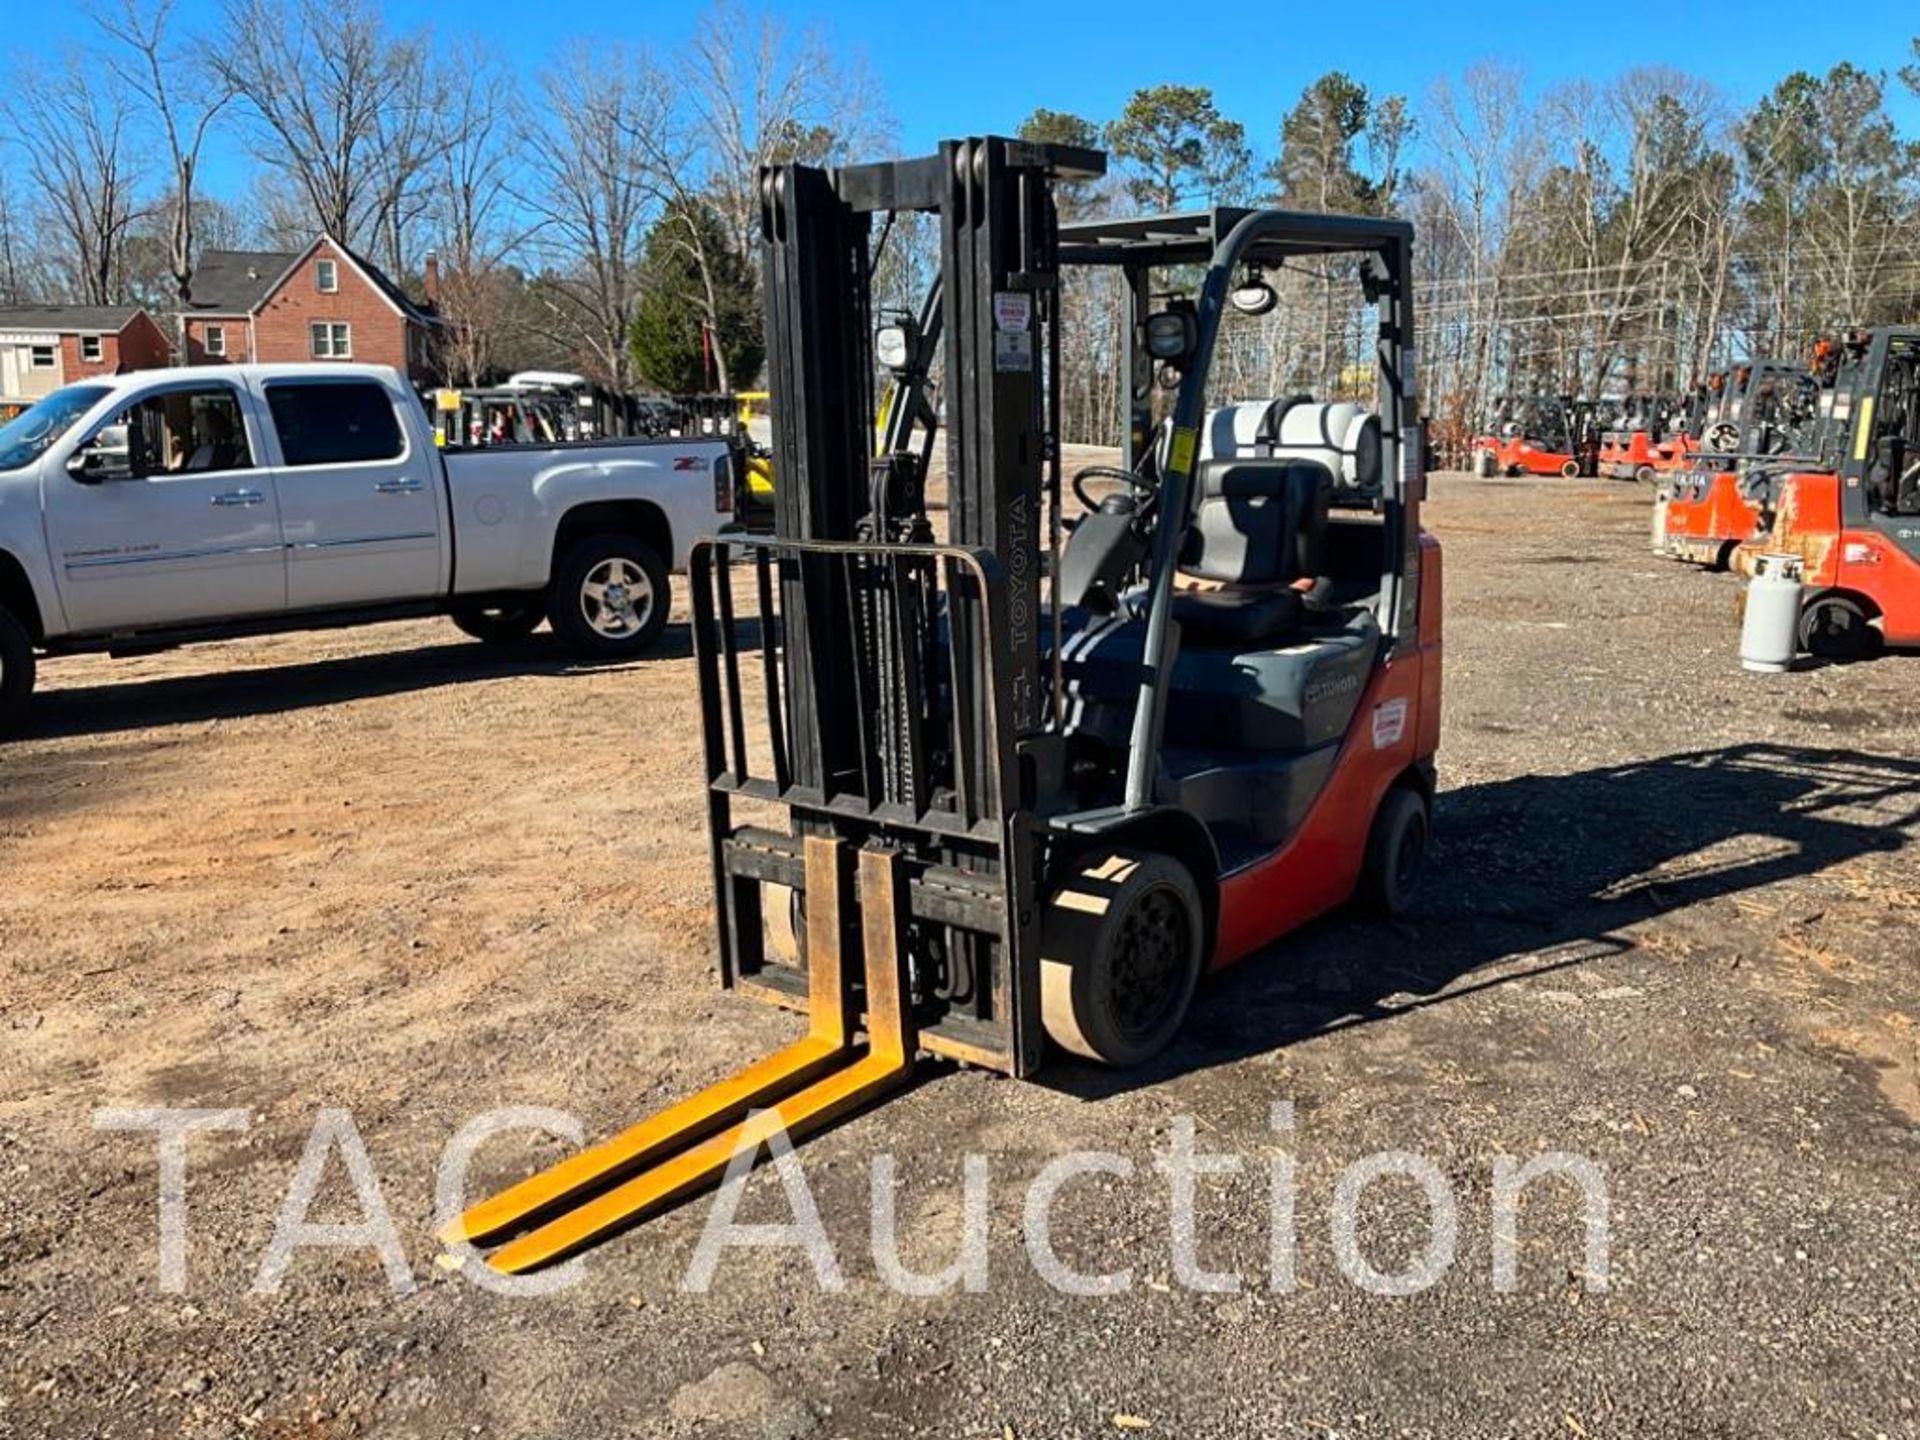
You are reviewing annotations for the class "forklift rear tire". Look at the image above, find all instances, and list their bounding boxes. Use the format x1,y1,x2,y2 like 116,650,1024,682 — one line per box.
0,604,34,736
1040,849,1203,1068
1635,465,1657,486
1798,594,1875,662
1359,786,1430,919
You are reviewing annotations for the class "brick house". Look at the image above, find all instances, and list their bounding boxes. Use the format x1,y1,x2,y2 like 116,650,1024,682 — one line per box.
0,306,171,408
180,237,442,384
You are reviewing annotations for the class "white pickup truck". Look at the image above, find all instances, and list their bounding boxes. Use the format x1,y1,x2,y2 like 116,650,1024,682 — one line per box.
0,363,744,730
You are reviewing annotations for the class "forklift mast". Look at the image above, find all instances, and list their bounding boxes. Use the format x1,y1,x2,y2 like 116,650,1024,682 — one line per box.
698,137,1104,1078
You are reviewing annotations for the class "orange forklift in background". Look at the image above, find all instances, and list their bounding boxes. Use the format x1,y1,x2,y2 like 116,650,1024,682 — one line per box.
1599,392,1698,483
1470,394,1601,478
1740,327,1920,659
1657,355,1837,569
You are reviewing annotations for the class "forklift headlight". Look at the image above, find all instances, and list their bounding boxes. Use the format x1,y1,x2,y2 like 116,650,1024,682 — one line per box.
875,324,911,371
1145,311,1196,363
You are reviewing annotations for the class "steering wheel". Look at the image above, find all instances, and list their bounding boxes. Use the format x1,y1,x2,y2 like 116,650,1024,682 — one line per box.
1072,464,1160,513
1706,421,1740,453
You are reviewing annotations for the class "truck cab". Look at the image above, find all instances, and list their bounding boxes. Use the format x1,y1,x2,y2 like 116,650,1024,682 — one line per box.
0,363,740,729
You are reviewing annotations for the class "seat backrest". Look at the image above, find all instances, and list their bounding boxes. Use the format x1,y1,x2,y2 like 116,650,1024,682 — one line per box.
1180,458,1330,585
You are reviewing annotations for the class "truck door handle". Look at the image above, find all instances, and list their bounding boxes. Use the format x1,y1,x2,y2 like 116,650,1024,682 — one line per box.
211,489,265,507
375,478,423,494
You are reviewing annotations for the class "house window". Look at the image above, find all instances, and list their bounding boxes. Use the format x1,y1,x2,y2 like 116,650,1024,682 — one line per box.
315,259,339,294
204,324,226,357
29,345,56,369
81,335,103,363
309,322,352,359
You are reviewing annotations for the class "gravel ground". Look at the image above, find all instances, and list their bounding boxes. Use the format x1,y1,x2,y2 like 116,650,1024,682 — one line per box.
2,472,1916,1439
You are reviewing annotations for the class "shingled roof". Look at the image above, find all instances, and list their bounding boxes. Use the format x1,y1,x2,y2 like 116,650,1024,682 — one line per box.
185,249,300,314
187,240,436,322
0,305,146,333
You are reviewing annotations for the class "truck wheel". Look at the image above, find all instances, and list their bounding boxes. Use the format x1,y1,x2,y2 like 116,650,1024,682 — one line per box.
548,535,670,658
451,596,545,645
1799,594,1874,662
1358,786,1430,919
0,605,36,736
1040,849,1204,1068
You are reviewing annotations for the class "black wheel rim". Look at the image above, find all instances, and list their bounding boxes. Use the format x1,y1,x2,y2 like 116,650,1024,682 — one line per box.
1109,886,1191,1043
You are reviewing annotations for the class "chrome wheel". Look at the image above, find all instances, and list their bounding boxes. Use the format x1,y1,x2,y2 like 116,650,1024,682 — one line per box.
579,557,655,640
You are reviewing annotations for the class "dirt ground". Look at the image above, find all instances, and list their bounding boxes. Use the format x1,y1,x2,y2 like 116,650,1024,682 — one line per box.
3,473,1917,1439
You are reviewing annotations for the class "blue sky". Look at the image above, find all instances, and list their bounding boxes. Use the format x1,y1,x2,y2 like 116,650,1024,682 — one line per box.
8,0,1918,193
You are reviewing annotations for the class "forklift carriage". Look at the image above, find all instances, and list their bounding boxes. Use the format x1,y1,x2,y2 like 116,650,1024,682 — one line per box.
447,136,1441,1271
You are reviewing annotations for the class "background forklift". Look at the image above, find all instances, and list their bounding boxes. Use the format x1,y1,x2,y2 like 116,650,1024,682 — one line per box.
1598,392,1694,483
1470,394,1599,478
1656,356,1833,569
1742,327,1920,659
445,135,1442,1272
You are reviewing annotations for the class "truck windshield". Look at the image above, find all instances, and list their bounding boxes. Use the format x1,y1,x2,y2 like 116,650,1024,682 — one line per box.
0,385,112,472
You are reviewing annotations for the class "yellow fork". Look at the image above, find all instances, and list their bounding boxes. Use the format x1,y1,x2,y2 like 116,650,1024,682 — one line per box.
443,840,916,1271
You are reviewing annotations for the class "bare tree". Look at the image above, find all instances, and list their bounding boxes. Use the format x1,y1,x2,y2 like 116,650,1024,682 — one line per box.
215,0,449,268
7,53,145,305
520,42,667,390
95,0,234,354
685,1,893,273
432,57,530,385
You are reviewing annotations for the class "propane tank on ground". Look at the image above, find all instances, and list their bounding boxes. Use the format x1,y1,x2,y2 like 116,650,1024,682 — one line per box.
1740,553,1804,673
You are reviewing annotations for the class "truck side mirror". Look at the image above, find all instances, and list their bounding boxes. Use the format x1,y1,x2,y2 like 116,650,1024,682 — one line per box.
67,428,134,484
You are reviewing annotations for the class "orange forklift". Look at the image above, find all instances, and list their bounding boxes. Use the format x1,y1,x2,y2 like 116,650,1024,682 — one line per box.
443,136,1443,1271
1599,392,1697,483
1740,327,1920,659
1470,394,1600,478
1656,356,1835,569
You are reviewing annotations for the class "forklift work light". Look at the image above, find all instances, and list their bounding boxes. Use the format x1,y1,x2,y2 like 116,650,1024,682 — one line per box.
876,323,911,371
1144,310,1196,362
1230,276,1278,316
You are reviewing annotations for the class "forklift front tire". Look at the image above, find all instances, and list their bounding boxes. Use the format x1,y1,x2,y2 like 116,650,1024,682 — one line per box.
0,604,35,737
1560,459,1581,479
1359,786,1430,919
1040,849,1204,1068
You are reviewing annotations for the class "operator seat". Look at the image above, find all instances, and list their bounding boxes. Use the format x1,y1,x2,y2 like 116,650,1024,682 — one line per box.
1174,398,1381,646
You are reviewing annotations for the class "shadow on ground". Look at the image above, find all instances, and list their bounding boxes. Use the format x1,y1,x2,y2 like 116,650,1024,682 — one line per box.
1049,743,1920,1098
5,623,698,744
